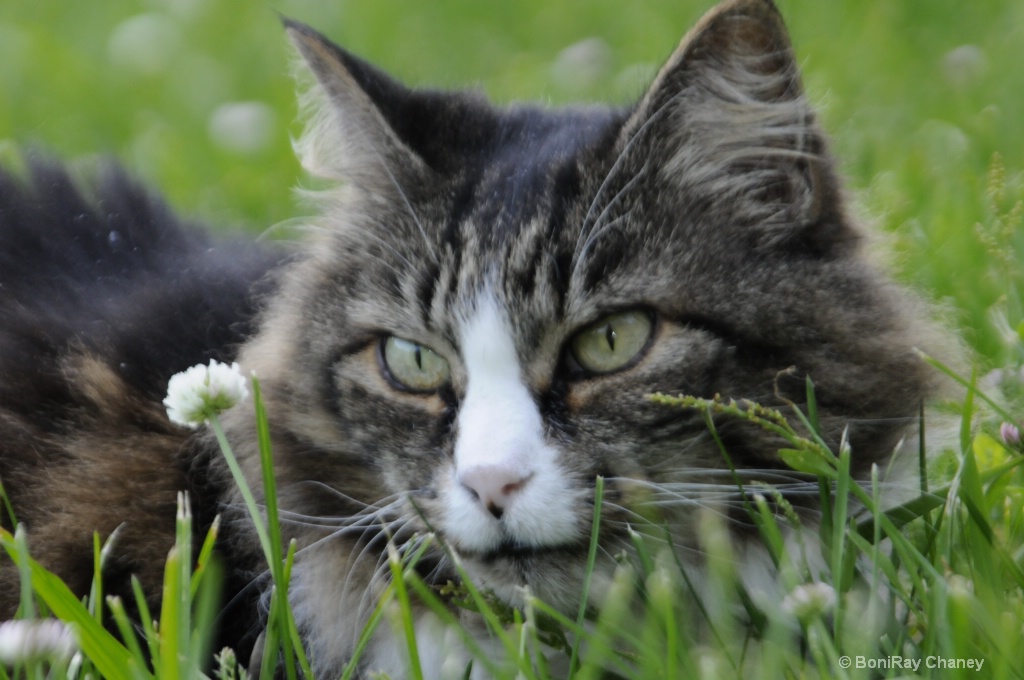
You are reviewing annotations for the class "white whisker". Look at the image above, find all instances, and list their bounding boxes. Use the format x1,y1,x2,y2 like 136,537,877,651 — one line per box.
573,89,684,266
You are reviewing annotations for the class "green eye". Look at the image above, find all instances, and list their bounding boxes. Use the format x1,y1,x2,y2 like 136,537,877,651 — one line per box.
380,336,451,392
569,310,654,375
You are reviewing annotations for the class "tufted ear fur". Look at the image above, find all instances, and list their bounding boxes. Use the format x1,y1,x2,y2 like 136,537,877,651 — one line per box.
620,0,842,249
285,20,435,197
286,19,504,203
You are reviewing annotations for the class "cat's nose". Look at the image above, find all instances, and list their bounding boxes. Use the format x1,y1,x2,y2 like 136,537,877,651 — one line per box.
458,463,533,520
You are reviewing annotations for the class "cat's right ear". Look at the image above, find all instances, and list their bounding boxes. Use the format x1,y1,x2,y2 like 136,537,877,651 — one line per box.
285,19,433,195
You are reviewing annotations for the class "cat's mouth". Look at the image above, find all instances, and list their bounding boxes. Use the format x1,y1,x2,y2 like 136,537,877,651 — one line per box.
455,538,584,566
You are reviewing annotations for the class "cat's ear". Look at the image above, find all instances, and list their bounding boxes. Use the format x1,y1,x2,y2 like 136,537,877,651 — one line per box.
285,20,434,195
622,0,838,244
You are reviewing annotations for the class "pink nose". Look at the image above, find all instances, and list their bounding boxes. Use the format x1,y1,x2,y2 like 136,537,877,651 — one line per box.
458,464,533,519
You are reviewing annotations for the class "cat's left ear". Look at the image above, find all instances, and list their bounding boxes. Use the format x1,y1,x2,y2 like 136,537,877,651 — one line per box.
622,0,842,247
285,19,434,196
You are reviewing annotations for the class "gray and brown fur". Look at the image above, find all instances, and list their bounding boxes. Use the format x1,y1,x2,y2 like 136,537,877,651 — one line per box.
1,1,939,676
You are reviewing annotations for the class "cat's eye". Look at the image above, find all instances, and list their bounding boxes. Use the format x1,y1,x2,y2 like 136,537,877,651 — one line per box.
379,336,451,392
569,310,654,376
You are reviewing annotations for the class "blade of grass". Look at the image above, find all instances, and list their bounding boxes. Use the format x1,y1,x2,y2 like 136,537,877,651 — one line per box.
190,556,223,678
919,351,1017,423
853,450,1024,542
90,532,103,623
106,596,147,673
0,534,141,680
0,479,16,527
404,502,522,665
519,596,549,680
568,476,604,675
697,410,774,563
158,546,183,680
259,587,282,680
251,378,314,680
805,375,820,435
12,525,36,619
918,400,928,495
529,595,637,680
830,431,852,597
403,577,503,679
956,463,1024,587
191,515,221,600
388,543,424,680
175,494,193,677
661,524,739,672
283,538,313,678
131,575,159,667
207,416,272,580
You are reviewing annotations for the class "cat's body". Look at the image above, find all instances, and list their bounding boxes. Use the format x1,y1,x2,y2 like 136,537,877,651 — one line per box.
1,1,938,677
0,160,279,656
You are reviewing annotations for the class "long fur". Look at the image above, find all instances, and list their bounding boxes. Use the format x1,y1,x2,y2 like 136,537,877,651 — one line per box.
0,159,282,656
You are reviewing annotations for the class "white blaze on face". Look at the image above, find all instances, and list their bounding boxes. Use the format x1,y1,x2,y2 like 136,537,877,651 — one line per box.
445,291,578,554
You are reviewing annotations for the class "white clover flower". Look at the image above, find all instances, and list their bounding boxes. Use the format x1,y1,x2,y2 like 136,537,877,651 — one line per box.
0,619,77,664
780,581,837,621
163,359,249,428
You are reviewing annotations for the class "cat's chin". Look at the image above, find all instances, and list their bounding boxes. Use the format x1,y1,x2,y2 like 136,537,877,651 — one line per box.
455,543,598,614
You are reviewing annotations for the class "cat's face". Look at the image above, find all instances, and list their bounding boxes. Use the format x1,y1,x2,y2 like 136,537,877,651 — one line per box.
226,0,933,661
294,150,760,610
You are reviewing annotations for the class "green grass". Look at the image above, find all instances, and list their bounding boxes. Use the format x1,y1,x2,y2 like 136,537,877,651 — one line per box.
4,370,1024,679
2,0,1022,362
2,1,1024,679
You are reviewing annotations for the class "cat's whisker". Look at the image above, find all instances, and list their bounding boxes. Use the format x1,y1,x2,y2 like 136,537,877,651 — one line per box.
648,480,820,495
344,524,413,630
344,511,419,573
599,478,826,527
276,512,406,534
371,147,432,253
274,494,408,532
290,481,406,511
348,518,440,638
573,85,687,266
604,473,820,495
276,503,393,523
595,160,647,225
349,228,417,277
576,210,635,270
417,551,452,588
604,499,775,536
330,495,406,519
639,436,715,473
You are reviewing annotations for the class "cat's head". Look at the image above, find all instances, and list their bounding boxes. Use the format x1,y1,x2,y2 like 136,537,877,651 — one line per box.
226,0,935,651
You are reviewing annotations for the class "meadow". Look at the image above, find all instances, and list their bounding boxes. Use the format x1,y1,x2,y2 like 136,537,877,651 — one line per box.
2,0,1022,358
1,0,1023,678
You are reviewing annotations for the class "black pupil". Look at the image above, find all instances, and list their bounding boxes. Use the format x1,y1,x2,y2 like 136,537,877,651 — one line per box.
414,344,423,369
604,324,616,351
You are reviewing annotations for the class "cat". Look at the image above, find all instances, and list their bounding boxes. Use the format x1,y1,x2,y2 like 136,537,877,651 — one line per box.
0,0,940,677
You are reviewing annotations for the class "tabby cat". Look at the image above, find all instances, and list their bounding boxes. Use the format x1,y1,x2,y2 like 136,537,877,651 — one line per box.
0,0,937,677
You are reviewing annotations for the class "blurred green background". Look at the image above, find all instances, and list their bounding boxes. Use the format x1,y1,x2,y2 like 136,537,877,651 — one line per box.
1,0,1023,365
